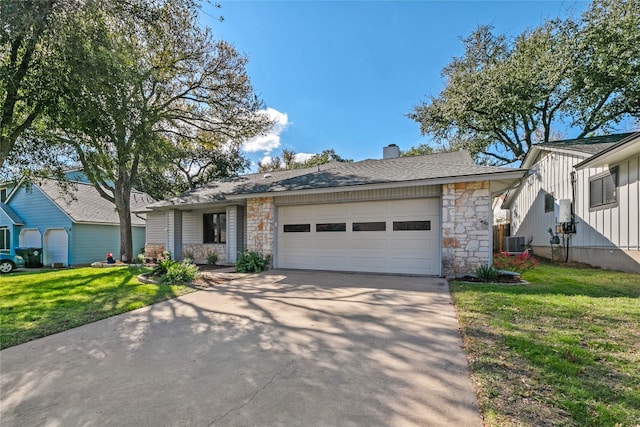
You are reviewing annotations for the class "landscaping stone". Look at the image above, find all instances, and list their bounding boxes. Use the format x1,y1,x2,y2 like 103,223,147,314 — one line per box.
91,261,129,268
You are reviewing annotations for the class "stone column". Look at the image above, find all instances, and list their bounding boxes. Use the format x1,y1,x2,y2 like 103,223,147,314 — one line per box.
246,197,275,266
441,181,491,277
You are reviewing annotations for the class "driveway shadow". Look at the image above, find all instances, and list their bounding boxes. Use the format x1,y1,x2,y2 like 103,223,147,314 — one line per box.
1,270,480,426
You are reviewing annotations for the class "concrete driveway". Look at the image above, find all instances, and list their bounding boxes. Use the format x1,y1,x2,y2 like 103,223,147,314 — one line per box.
1,270,480,426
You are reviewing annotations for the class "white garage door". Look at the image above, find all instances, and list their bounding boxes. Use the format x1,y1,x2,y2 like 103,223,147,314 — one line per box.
277,199,440,275
44,229,69,266
20,229,42,247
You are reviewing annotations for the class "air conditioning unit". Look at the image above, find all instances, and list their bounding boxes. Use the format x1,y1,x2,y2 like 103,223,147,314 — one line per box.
503,236,525,253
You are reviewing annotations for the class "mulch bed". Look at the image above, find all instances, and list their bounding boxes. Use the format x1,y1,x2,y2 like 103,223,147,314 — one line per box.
137,263,239,287
196,264,233,272
192,276,230,288
192,266,248,289
455,274,525,284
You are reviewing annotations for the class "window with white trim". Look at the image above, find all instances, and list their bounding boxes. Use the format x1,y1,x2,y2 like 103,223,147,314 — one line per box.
0,227,9,252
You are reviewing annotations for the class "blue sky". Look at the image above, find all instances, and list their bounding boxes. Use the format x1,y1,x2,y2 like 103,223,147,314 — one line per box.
202,1,589,169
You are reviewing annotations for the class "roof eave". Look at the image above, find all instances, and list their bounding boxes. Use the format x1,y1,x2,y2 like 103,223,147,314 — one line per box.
0,217,24,226
75,220,146,227
539,146,595,157
0,204,24,225
523,145,594,167
146,200,243,211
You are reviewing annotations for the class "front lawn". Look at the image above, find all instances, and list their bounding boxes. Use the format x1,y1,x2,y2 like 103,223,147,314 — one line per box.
0,267,195,349
451,262,640,426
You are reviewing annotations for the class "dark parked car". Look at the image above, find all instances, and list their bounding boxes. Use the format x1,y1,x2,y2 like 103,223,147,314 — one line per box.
0,253,26,273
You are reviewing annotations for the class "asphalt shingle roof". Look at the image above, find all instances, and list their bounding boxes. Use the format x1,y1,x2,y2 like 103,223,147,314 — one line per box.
37,180,155,225
536,133,635,155
0,202,24,225
150,150,525,208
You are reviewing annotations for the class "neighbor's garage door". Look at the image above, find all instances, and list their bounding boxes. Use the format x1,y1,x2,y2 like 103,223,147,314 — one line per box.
20,229,42,247
277,199,440,275
44,228,69,266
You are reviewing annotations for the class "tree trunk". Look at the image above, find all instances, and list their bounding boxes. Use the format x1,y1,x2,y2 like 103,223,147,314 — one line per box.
0,137,12,167
114,179,133,263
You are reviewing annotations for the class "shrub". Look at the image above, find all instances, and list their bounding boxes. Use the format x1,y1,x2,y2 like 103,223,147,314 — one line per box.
162,261,200,284
183,251,194,262
236,250,269,273
153,258,178,276
206,252,218,266
161,250,172,260
493,251,539,273
135,253,145,264
475,264,499,282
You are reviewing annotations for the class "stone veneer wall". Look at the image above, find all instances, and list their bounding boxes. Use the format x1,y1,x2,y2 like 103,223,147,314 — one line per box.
182,244,226,265
144,244,165,260
441,181,491,277
246,197,275,266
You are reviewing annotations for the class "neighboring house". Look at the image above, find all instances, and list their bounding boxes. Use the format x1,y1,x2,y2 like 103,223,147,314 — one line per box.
144,146,527,277
491,194,511,253
502,132,640,273
0,172,154,266
492,194,510,226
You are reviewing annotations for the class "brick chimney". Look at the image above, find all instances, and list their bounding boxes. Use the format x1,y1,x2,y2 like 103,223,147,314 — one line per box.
383,144,400,159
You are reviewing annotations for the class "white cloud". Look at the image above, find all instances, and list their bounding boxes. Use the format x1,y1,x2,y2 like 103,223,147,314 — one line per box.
260,155,273,165
294,152,314,163
242,108,289,153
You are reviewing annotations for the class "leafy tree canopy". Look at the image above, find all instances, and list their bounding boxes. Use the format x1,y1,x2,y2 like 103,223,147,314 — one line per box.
400,144,434,157
258,149,352,173
0,0,70,169
409,0,640,165
1,0,272,261
54,0,271,261
134,131,250,200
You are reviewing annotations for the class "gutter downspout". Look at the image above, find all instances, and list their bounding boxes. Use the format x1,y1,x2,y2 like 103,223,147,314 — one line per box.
565,171,578,263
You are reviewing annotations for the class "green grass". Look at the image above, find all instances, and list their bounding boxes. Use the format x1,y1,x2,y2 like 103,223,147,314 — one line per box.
451,262,640,427
0,267,195,349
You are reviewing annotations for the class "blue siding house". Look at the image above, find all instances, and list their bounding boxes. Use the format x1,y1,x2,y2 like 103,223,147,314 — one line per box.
0,173,154,266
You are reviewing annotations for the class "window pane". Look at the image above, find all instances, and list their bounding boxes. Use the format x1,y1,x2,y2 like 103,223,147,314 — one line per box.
544,193,554,213
218,213,227,243
316,223,346,232
0,228,9,251
283,224,311,232
603,172,617,204
353,222,386,231
590,169,618,209
203,214,215,243
590,179,603,207
393,220,431,231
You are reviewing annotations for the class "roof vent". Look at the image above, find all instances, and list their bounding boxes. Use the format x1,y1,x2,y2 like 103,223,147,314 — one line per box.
383,144,400,159
263,173,272,179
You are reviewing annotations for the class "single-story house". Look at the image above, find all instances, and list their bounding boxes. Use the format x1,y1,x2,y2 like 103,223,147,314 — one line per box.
501,132,640,273
144,146,527,277
0,172,154,266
